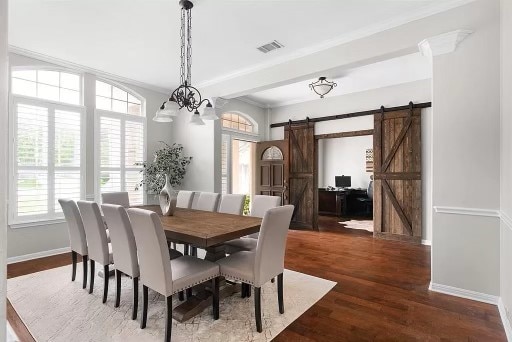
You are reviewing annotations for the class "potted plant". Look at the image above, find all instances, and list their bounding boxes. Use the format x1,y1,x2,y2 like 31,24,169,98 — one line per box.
136,142,192,205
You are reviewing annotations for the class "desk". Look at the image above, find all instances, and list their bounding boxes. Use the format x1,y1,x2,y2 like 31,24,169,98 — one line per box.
318,188,368,217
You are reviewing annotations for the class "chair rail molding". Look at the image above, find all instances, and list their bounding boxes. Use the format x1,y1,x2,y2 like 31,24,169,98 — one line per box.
433,206,500,217
418,29,473,58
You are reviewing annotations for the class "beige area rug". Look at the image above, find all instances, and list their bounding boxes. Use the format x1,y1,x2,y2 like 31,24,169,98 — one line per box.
8,266,335,342
338,219,374,232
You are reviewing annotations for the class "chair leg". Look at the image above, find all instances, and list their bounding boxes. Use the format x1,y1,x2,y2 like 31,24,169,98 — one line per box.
71,251,77,281
141,285,148,329
178,291,184,301
278,273,284,314
103,265,109,304
191,246,197,257
115,269,121,307
212,277,219,320
184,244,189,256
241,283,246,298
254,287,262,333
186,287,193,298
165,296,172,342
82,255,88,289
89,260,95,294
271,278,275,283
247,284,251,298
132,277,139,320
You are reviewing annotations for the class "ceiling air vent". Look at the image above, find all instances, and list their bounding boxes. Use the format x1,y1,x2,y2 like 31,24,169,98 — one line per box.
257,40,284,53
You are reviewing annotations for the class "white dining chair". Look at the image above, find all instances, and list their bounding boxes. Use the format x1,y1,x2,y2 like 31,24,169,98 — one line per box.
218,194,245,215
127,208,220,341
77,200,114,303
224,195,282,253
58,199,88,289
217,205,294,333
192,192,220,212
176,190,195,208
101,204,140,319
101,191,130,207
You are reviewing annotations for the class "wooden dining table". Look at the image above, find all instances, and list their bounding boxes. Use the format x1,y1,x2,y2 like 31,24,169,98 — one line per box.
133,205,262,321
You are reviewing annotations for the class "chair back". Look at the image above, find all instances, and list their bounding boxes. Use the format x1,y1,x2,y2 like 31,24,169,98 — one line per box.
193,192,220,212
218,194,245,215
127,208,173,297
176,190,195,209
101,192,130,208
77,201,110,265
254,205,294,286
250,195,281,218
58,199,87,255
101,204,139,278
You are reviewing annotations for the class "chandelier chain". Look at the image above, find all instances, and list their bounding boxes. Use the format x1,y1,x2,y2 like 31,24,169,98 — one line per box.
187,8,192,85
180,8,186,85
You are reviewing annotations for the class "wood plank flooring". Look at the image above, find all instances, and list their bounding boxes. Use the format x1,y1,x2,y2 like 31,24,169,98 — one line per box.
7,216,507,341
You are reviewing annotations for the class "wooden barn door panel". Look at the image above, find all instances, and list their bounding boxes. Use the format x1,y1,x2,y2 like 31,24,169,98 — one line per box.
285,122,316,229
373,104,421,243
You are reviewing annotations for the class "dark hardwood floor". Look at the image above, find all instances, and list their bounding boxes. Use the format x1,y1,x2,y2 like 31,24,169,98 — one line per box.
7,217,506,341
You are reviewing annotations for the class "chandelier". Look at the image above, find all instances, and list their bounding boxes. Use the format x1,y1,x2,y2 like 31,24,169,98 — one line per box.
153,0,218,125
309,77,337,98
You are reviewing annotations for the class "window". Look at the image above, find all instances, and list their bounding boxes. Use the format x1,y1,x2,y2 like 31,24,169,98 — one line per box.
95,81,145,205
10,89,84,224
262,146,283,160
11,69,81,105
221,112,255,133
96,80,142,115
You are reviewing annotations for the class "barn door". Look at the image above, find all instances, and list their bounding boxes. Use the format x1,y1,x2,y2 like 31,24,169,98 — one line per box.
285,122,317,229
373,103,422,243
255,140,287,204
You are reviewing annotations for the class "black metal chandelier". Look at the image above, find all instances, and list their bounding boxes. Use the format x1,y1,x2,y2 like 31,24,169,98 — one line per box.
309,77,337,98
153,0,217,125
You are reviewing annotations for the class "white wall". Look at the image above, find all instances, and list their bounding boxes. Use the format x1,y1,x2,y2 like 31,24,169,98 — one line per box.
269,80,433,242
0,0,8,339
500,0,512,332
430,0,501,296
6,53,169,258
318,136,373,189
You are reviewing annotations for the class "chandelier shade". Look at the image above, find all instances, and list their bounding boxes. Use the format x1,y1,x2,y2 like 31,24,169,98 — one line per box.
152,0,217,123
190,110,205,125
309,77,337,98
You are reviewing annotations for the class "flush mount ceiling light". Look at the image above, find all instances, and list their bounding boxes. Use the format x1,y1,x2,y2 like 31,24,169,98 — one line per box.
309,77,337,98
153,0,218,124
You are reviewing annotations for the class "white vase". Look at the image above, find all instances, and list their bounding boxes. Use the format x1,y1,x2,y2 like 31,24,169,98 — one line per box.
159,174,177,216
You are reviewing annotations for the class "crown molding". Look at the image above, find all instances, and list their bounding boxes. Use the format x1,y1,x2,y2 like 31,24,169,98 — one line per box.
197,0,476,89
236,96,269,109
418,29,473,57
9,45,172,95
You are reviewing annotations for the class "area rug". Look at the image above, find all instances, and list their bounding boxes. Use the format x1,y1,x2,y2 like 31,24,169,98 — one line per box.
8,266,335,342
338,219,374,232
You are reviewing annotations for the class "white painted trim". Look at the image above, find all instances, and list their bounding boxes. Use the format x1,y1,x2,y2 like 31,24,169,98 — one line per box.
197,0,476,88
9,218,66,229
6,322,19,342
501,211,512,232
499,298,512,342
429,282,499,305
7,246,70,265
9,46,171,95
237,96,268,109
418,29,473,57
421,239,432,246
433,206,501,217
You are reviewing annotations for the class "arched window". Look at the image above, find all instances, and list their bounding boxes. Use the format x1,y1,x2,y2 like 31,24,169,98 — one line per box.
221,112,255,133
95,80,146,205
262,146,284,160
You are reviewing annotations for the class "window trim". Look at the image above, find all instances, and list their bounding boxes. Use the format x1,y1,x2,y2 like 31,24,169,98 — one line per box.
221,111,259,137
95,78,146,117
10,66,84,106
94,108,147,205
8,95,87,227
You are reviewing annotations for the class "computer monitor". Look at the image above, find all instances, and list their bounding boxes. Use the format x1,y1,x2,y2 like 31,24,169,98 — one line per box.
335,175,351,188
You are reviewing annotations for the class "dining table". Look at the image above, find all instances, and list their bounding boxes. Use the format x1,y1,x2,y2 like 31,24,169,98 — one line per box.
133,205,262,322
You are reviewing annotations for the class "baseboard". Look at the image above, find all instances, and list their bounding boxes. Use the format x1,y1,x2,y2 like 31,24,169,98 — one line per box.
7,247,70,265
499,299,512,341
429,282,499,305
421,239,432,246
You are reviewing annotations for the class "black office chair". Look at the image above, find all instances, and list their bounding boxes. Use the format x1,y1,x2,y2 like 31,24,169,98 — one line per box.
357,181,373,216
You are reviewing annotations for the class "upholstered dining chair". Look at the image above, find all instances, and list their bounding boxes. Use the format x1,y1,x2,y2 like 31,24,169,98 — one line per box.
224,195,282,253
58,199,88,289
192,192,220,212
101,204,140,319
77,200,113,303
217,205,294,333
176,190,195,209
127,208,220,342
218,194,245,215
101,191,130,207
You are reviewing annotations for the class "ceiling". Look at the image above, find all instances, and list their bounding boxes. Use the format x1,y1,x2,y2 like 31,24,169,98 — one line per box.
243,52,432,108
9,0,467,91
